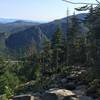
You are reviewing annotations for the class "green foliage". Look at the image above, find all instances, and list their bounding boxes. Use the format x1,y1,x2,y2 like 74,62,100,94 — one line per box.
66,14,86,65
86,79,100,98
0,71,19,94
86,7,100,77
52,27,63,71
0,57,21,97
0,57,7,75
33,63,41,80
4,86,14,99
41,39,52,73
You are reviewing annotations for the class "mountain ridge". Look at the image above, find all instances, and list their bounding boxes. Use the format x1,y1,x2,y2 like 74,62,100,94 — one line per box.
0,13,88,57
0,18,42,24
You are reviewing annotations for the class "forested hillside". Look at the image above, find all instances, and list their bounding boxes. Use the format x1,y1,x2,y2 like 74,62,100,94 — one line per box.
5,13,87,58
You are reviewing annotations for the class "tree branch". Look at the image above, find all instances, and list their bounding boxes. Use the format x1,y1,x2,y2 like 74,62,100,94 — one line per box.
62,0,98,5
96,0,100,4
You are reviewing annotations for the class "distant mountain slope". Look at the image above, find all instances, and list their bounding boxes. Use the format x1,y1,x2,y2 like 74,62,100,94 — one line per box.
0,18,40,24
0,18,17,24
0,18,41,37
0,19,42,57
6,13,88,56
6,26,46,50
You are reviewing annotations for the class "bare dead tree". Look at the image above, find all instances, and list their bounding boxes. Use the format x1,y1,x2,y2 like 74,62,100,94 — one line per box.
62,0,99,5
96,0,100,4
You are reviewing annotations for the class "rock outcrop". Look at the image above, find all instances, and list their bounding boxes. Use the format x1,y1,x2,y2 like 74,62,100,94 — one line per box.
11,88,95,100
42,88,77,100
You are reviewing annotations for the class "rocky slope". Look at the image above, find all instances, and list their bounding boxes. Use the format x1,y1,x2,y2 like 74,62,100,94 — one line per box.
14,65,99,100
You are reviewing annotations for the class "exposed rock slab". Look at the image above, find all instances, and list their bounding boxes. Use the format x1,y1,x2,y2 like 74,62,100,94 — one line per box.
42,88,77,100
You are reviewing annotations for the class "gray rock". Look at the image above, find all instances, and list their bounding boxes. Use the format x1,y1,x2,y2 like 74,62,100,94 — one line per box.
63,96,77,100
79,96,94,100
42,93,58,100
61,78,67,84
42,88,77,100
64,82,76,90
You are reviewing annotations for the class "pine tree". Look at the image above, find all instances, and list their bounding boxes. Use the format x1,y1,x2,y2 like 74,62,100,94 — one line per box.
86,6,100,77
66,13,80,65
64,8,69,66
41,39,52,74
52,27,63,72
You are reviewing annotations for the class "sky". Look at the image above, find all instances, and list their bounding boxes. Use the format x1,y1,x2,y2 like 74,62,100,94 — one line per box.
0,0,97,22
